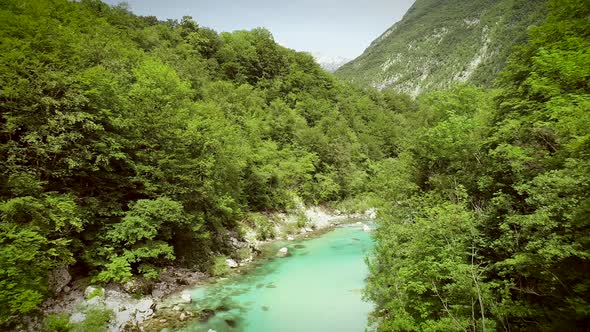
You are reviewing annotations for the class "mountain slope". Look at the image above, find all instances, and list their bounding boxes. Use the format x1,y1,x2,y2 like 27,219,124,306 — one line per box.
335,0,548,96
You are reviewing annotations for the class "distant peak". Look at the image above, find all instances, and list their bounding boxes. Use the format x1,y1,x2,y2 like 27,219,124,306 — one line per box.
312,53,351,73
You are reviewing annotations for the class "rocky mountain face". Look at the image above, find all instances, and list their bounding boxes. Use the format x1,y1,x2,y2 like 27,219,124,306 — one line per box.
335,0,548,96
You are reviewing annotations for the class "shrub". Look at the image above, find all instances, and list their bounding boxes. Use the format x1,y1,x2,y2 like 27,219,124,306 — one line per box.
85,288,103,301
71,307,113,332
43,313,72,332
209,256,229,277
234,248,252,261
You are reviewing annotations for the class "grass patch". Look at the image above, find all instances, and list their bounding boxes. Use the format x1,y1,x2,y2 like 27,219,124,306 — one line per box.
72,307,113,332
209,256,230,277
43,313,72,332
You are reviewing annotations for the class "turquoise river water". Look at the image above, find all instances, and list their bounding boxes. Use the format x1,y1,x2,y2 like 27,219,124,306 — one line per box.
178,222,374,332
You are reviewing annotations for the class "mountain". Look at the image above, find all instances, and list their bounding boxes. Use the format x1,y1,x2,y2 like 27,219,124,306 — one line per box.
313,53,350,72
335,0,548,96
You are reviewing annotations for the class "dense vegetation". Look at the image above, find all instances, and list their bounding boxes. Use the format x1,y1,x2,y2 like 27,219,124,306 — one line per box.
336,0,548,96
364,0,590,330
0,0,409,326
1,0,588,330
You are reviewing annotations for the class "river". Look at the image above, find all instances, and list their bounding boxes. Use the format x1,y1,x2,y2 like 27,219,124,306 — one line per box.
177,222,374,332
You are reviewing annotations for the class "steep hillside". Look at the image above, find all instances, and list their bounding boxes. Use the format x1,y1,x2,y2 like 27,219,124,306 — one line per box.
335,0,548,96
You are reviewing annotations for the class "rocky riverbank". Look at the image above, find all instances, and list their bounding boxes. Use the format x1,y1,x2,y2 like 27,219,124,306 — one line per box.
28,206,376,332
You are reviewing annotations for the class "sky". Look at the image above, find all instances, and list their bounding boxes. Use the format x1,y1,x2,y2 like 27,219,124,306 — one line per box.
102,0,416,61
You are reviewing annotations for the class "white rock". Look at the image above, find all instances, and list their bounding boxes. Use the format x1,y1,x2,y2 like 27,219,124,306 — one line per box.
208,329,217,332
179,312,186,321
287,236,294,241
84,285,105,299
363,224,371,232
304,227,313,233
366,208,377,219
173,305,181,311
151,288,164,299
179,292,192,304
277,247,289,257
226,258,238,268
356,221,363,225
103,290,154,331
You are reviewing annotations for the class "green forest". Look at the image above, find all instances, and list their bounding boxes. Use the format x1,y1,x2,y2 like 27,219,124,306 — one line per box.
0,0,588,330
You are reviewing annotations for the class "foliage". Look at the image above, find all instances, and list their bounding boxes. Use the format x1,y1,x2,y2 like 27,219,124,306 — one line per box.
0,0,401,325
85,288,104,301
365,0,590,330
254,218,277,241
71,307,113,332
209,256,230,277
0,0,586,330
233,248,252,262
336,0,548,95
43,313,72,332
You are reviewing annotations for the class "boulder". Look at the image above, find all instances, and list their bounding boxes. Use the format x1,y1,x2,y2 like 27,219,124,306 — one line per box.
123,279,142,294
179,292,192,304
287,236,294,241
179,312,186,321
47,266,71,294
151,288,164,299
276,247,289,257
363,224,371,232
226,259,238,268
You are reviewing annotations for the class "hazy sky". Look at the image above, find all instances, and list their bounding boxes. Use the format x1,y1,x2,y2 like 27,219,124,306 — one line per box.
102,0,415,60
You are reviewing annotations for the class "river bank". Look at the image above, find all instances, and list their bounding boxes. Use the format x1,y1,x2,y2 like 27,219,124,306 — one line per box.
29,206,376,332
144,217,376,332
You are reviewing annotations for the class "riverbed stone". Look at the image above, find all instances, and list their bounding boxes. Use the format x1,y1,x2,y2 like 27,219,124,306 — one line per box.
179,292,192,304
226,258,238,268
277,247,289,257
363,224,371,232
365,208,377,219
